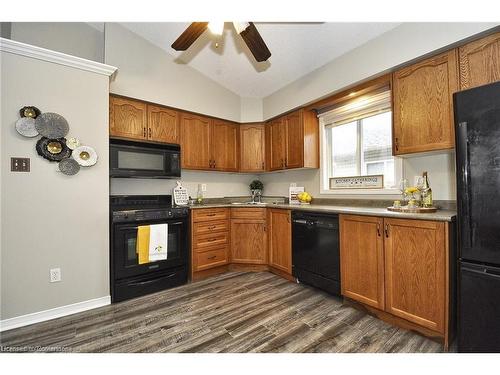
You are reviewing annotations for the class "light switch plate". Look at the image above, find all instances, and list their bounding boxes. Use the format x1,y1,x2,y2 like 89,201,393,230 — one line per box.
201,184,207,192
11,157,30,172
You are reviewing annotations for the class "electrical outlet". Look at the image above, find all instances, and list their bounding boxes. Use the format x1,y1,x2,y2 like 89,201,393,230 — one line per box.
11,157,30,172
414,176,421,186
201,184,207,192
290,182,297,187
50,268,61,283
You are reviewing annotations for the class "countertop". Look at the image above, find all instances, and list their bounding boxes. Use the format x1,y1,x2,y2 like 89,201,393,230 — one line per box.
187,202,456,222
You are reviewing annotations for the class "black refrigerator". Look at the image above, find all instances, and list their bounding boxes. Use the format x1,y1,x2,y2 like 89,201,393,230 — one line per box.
454,81,500,352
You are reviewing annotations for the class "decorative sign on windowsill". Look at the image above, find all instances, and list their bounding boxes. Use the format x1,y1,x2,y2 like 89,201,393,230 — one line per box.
330,174,384,189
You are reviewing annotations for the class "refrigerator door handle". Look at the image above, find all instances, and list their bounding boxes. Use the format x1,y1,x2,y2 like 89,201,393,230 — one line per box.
458,121,473,248
463,267,500,280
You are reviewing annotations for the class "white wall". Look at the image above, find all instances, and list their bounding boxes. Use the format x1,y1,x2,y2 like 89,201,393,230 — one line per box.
240,97,263,122
105,23,241,122
110,171,258,198
10,22,104,63
258,153,456,201
1,49,111,320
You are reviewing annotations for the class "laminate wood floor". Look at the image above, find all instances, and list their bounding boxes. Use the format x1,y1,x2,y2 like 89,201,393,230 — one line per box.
0,272,443,353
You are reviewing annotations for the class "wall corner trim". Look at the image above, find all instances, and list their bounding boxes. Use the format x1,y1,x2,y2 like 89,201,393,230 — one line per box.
0,37,118,77
0,296,111,332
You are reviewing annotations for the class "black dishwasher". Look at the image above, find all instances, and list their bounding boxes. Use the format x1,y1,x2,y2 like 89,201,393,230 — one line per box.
292,211,341,296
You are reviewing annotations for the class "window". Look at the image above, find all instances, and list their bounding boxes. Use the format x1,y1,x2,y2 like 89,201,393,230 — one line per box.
320,88,401,194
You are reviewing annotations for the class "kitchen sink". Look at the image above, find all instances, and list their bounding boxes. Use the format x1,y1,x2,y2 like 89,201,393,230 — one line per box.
230,202,266,205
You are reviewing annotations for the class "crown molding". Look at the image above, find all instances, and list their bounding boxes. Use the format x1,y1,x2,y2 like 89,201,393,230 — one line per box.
0,37,117,77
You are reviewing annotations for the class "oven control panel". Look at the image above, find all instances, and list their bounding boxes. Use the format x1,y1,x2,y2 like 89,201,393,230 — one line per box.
112,208,189,223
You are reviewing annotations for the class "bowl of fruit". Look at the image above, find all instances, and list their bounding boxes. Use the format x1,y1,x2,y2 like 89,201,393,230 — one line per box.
297,191,312,204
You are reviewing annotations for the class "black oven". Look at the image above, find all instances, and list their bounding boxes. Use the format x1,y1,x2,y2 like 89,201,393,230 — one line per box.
110,195,189,302
110,138,181,179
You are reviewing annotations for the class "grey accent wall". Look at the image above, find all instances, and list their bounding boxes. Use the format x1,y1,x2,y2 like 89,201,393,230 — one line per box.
1,51,110,320
10,22,104,63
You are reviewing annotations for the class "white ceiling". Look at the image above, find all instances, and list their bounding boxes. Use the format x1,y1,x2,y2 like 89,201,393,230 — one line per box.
120,22,400,98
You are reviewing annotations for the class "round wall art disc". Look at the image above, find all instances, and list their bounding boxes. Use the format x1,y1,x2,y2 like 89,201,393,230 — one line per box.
19,106,41,119
59,158,80,176
36,137,72,162
66,137,81,150
35,112,69,138
15,117,39,137
73,145,98,167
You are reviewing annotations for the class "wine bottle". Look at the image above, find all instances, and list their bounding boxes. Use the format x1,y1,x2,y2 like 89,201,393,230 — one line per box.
421,171,433,208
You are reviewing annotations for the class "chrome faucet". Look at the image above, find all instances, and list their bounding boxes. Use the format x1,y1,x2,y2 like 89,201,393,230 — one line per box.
251,189,262,203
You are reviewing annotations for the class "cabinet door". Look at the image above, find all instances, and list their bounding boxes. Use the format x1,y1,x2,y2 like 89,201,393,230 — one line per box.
285,110,304,169
211,119,239,172
267,209,292,274
230,219,267,264
384,218,446,334
339,215,385,310
393,50,458,154
459,32,500,90
239,124,265,172
180,113,211,170
109,96,147,140
267,118,286,171
147,105,180,144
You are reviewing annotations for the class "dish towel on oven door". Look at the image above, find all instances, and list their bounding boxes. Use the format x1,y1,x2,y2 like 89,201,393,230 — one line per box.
148,224,168,262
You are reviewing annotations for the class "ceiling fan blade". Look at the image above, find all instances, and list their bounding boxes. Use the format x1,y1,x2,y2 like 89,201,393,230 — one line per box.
171,22,208,51
239,22,271,62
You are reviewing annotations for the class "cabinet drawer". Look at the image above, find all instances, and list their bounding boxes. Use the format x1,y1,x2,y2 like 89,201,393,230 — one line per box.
192,208,229,222
231,208,267,219
194,247,228,271
193,232,229,250
193,220,229,235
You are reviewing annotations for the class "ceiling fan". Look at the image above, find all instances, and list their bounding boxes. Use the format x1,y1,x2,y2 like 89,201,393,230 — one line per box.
171,22,271,62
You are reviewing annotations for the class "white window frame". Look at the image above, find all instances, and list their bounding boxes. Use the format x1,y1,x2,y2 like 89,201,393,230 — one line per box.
319,98,402,196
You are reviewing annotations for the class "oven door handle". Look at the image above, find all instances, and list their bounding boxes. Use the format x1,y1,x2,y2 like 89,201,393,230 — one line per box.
117,221,184,231
127,272,177,286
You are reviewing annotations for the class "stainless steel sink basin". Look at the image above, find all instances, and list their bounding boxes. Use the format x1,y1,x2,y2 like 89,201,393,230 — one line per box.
230,202,266,205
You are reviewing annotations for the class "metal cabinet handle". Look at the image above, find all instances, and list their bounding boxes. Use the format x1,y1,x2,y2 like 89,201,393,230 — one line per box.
385,224,389,238
284,158,288,168
208,226,216,230
143,127,146,138
207,238,217,242
148,128,152,138
207,255,217,260
377,223,381,237
261,162,265,169
206,213,216,217
395,138,399,152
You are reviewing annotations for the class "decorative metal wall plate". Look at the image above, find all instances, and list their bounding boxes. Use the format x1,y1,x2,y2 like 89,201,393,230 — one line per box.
36,137,72,162
15,117,39,137
59,158,80,175
66,137,81,150
35,112,69,138
72,145,98,166
19,106,41,119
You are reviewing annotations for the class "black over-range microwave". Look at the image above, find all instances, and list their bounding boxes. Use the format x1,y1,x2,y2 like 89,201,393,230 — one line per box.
110,139,181,178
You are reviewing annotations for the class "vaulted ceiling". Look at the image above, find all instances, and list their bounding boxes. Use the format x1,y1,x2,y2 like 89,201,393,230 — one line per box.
120,22,400,98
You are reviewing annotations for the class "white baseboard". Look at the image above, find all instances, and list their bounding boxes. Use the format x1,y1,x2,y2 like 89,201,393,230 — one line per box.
0,296,111,332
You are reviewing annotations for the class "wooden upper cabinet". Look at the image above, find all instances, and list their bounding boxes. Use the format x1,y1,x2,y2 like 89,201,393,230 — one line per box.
180,113,212,170
266,109,319,171
459,32,500,90
267,117,287,171
147,105,180,144
239,123,265,172
267,209,292,274
392,49,459,155
285,110,304,169
211,119,239,172
109,96,147,140
340,215,385,310
384,218,446,334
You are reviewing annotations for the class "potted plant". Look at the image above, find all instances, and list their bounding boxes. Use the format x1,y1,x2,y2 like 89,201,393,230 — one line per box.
249,180,264,203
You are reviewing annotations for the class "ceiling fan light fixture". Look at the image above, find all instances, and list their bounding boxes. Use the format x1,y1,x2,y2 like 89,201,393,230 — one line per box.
208,21,225,36
233,22,250,34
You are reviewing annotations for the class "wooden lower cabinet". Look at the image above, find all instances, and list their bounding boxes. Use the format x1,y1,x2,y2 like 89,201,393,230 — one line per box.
267,209,292,275
384,218,446,334
230,219,267,264
339,214,450,345
340,215,385,310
